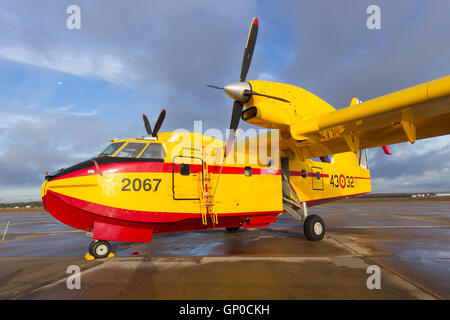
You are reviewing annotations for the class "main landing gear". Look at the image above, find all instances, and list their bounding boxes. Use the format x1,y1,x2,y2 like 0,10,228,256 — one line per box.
283,198,326,241
303,214,325,241
89,240,112,259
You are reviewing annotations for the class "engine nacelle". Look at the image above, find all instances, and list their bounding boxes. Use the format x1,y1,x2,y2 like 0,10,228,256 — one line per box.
242,80,335,130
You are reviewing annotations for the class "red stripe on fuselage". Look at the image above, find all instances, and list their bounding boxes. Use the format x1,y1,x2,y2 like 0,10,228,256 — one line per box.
52,161,281,181
289,171,329,178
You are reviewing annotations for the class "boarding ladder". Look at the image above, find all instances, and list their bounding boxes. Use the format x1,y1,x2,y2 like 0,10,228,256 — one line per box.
200,148,218,226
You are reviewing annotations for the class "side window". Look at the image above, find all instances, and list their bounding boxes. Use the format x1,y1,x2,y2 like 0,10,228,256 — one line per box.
140,143,166,160
180,164,191,176
115,142,147,158
244,166,252,177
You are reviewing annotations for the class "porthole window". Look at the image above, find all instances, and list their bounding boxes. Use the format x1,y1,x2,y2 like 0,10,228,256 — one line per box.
180,164,191,176
301,169,307,178
244,166,252,177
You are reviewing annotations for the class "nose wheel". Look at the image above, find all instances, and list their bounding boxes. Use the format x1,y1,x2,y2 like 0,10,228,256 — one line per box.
89,240,112,259
303,215,325,241
225,226,241,232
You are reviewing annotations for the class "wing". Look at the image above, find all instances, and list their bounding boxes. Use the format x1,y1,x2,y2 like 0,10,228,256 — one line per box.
290,75,450,158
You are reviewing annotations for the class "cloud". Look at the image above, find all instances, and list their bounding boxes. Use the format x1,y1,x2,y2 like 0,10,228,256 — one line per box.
273,0,450,192
0,0,449,202
0,106,114,190
275,0,450,107
0,45,130,85
0,0,264,131
369,136,450,192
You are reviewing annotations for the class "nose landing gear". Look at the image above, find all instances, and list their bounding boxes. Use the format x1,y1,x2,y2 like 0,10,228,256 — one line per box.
89,240,112,259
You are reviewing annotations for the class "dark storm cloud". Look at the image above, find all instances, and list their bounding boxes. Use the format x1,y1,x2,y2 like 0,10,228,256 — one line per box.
0,0,261,198
275,0,450,108
370,142,450,180
272,0,450,191
0,0,260,130
0,107,114,188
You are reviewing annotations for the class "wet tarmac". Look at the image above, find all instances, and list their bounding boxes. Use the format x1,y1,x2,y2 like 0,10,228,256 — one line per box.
0,200,449,299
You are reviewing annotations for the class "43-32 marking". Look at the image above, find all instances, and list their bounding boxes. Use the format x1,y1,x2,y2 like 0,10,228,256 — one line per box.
330,174,354,189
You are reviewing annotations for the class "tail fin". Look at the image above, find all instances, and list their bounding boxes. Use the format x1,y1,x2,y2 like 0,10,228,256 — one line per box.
350,96,362,106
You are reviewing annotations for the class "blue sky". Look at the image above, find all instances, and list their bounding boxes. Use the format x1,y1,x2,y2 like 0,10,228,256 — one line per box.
0,0,449,201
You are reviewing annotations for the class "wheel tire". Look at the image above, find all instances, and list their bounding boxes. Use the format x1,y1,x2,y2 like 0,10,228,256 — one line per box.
225,226,240,232
91,240,111,259
88,240,98,255
303,215,325,241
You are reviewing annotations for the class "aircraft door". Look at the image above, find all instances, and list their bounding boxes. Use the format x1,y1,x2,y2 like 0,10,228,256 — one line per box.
172,156,203,200
281,157,291,198
311,166,324,190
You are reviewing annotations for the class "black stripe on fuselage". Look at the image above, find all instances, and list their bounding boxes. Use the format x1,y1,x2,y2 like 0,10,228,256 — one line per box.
46,156,164,181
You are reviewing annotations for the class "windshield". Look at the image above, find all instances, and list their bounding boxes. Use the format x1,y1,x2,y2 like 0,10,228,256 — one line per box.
115,142,147,158
99,142,125,156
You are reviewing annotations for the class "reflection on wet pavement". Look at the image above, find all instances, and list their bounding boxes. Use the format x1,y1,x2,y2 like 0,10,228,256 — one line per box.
0,200,449,299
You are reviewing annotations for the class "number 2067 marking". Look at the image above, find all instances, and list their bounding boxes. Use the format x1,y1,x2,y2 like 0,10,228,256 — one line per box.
121,178,162,192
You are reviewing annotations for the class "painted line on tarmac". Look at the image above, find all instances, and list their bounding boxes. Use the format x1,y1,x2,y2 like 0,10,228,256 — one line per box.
4,230,84,234
327,232,442,300
330,225,450,229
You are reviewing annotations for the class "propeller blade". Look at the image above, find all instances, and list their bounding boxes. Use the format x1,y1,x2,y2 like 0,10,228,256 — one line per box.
142,114,152,135
152,109,166,137
205,84,224,90
224,101,244,157
240,17,258,82
243,90,290,103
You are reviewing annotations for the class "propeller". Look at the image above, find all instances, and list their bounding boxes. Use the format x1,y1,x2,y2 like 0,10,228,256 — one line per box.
223,17,259,156
152,109,166,137
205,84,224,90
224,101,244,156
205,18,257,157
206,18,289,157
142,109,166,138
142,114,152,135
240,17,259,82
242,89,290,103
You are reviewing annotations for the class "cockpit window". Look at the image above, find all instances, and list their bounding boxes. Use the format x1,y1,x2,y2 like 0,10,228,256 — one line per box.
140,143,166,160
115,142,147,158
99,142,125,156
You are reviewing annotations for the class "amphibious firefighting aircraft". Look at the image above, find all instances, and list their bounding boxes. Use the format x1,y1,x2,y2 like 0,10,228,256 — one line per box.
41,18,450,259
